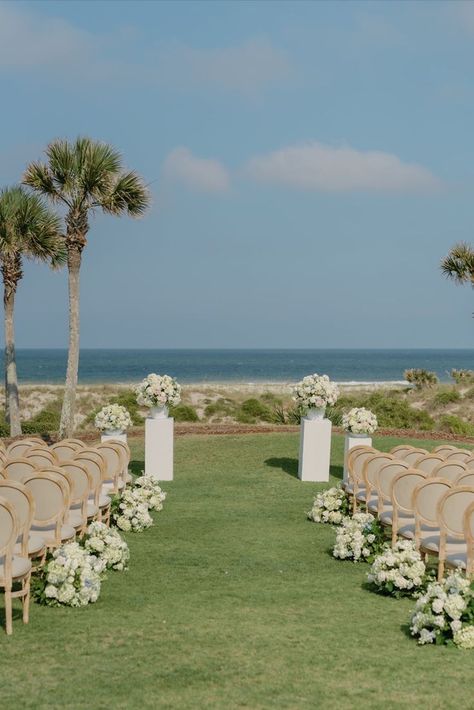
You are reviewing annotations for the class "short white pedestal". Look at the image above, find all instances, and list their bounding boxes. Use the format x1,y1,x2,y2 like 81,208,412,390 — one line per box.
298,417,332,482
343,433,372,483
101,432,127,444
145,416,174,481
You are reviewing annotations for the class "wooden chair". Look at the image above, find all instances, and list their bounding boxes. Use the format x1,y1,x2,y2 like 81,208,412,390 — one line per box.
464,456,474,470
106,439,132,485
50,441,82,462
59,461,95,534
6,439,40,459
390,445,416,459
436,487,474,580
433,444,457,457
362,453,395,510
412,478,452,556
0,496,32,635
390,469,427,546
74,450,111,525
24,473,75,551
413,454,445,475
403,448,429,466
431,460,468,483
3,458,39,483
63,438,86,449
25,447,58,468
373,460,410,520
462,502,474,576
0,480,45,560
457,471,474,487
96,443,126,496
445,449,473,463
0,450,7,468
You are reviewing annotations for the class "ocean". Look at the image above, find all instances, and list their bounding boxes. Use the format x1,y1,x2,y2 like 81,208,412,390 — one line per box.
4,348,473,385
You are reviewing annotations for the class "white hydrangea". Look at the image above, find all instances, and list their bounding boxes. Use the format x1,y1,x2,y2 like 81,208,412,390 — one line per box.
333,513,381,562
84,521,130,571
307,486,349,525
367,539,426,595
135,373,181,408
113,488,153,532
293,373,339,410
342,407,378,435
454,626,474,649
94,404,132,432
134,474,167,512
42,542,102,607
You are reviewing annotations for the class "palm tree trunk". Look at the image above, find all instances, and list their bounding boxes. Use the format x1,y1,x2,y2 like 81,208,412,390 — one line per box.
59,245,82,438
4,284,21,436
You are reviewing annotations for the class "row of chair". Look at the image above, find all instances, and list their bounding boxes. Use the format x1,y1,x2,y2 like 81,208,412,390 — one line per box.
345,443,474,580
0,436,132,635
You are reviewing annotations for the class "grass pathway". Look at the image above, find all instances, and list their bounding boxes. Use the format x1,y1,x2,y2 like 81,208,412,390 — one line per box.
1,433,473,708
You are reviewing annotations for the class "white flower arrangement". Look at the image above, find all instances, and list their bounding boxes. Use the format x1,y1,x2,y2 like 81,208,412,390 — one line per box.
293,373,339,410
342,407,378,435
367,540,427,597
410,572,474,647
113,488,153,532
333,512,385,562
134,474,167,512
84,521,130,571
39,542,103,607
135,373,181,409
94,404,132,432
307,486,350,525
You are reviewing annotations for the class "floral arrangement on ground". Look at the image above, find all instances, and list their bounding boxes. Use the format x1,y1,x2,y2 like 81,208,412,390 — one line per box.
333,512,386,563
307,485,350,525
367,539,429,597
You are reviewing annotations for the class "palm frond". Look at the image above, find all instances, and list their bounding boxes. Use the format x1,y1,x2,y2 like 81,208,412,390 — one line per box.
99,171,150,216
441,242,474,286
23,162,62,203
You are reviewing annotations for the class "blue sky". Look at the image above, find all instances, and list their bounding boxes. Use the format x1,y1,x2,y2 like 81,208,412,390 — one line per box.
0,0,473,349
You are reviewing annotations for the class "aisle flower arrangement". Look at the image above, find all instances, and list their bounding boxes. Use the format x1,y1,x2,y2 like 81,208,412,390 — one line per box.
134,474,167,512
342,407,378,435
307,486,350,525
112,487,154,532
94,404,132,432
293,373,339,410
367,540,428,597
33,542,103,607
333,513,385,562
410,572,474,647
135,373,181,408
84,522,130,571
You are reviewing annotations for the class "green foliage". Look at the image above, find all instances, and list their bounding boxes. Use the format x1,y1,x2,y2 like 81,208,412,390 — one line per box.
451,369,474,385
404,368,439,389
236,398,273,424
438,415,474,437
465,386,474,400
0,412,10,437
22,398,62,435
260,392,283,405
110,390,143,426
169,404,199,422
432,389,461,406
204,397,237,420
327,391,434,431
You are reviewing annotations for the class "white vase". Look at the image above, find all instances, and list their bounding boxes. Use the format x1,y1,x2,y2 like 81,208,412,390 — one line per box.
347,431,369,438
149,405,169,420
104,428,124,437
306,407,326,420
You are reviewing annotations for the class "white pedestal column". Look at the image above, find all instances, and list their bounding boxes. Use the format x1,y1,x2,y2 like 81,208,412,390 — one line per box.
343,433,372,483
298,417,332,482
145,416,174,481
101,432,127,444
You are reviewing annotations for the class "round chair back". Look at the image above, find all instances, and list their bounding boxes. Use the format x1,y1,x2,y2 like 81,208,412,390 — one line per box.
377,461,410,500
413,454,445,475
433,445,457,457
457,471,474,487
59,460,92,505
0,496,17,557
74,453,103,497
403,448,429,466
363,454,394,491
6,440,37,458
50,441,82,461
390,445,415,459
26,448,58,468
23,473,68,526
445,450,472,463
96,443,124,483
348,449,376,485
391,469,427,516
413,478,452,528
438,487,474,540
432,461,467,483
3,458,39,483
0,480,34,554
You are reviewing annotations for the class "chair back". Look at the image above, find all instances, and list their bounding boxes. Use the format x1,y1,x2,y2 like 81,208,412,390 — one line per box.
96,443,124,490
464,456,474,470
0,496,17,560
432,461,467,483
414,454,445,475
59,461,92,505
377,461,410,500
457,471,474,487
39,467,72,508
403,448,429,466
0,450,7,467
107,439,130,475
391,469,427,516
0,480,34,556
433,445,457,457
445,449,472,463
3,458,38,483
23,473,68,527
413,478,452,528
348,448,376,485
26,447,58,468
363,454,394,493
63,438,86,449
438,487,474,540
390,445,416,459
50,441,82,461
462,502,474,564
6,440,38,458
74,453,103,500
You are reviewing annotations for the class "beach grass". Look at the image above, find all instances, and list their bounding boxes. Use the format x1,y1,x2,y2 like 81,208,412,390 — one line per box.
1,431,473,709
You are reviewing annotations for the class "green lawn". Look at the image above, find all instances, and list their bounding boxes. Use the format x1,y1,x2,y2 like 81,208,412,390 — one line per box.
2,432,473,709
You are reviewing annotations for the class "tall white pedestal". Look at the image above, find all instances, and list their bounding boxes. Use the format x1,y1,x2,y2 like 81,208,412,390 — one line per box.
298,417,332,482
101,432,127,444
343,433,372,483
145,416,174,481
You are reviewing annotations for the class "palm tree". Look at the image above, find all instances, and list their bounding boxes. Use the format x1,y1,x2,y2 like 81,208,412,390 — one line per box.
24,137,150,437
0,186,64,436
441,242,474,287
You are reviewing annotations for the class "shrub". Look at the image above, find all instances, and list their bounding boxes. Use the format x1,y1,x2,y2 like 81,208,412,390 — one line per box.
168,404,199,422
204,398,237,420
404,369,439,389
328,391,434,431
451,369,474,385
260,392,283,405
465,387,474,400
22,399,62,434
432,389,461,406
236,398,273,424
438,414,474,437
110,390,143,426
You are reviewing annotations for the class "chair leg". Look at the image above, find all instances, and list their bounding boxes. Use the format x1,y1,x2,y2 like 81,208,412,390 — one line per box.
4,588,12,635
438,559,445,582
22,575,30,625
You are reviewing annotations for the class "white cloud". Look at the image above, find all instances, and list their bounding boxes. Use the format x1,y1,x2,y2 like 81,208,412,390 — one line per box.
163,148,230,193
244,142,440,193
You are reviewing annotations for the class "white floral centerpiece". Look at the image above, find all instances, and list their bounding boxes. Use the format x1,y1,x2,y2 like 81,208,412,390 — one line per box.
333,512,385,562
307,486,350,525
84,521,130,571
293,373,339,420
342,407,378,435
410,572,474,647
134,474,167,512
33,542,103,607
94,404,132,434
112,488,153,532
135,373,181,419
367,540,427,597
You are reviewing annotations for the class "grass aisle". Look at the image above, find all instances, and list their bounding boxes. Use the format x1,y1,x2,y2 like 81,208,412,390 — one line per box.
2,433,473,709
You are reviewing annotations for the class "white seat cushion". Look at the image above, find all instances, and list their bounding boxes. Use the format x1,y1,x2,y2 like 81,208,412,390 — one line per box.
101,480,125,495
345,482,366,494
398,522,415,539
0,555,32,581
446,550,467,569
30,524,76,545
14,534,45,557
88,494,111,509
